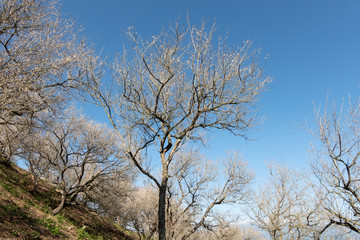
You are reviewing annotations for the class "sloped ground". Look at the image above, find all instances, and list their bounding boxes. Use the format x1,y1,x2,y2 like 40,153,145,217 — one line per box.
0,162,136,240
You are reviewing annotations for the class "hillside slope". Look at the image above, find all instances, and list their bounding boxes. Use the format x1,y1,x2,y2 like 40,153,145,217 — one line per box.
0,162,136,240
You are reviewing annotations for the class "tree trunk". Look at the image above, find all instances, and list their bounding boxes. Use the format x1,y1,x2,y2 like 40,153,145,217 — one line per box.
52,192,66,215
158,179,168,240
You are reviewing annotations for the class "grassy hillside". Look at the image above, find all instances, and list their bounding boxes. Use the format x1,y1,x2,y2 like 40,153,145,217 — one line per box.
0,162,136,240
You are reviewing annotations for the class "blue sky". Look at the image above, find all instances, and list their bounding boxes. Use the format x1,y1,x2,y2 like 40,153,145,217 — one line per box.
60,0,360,183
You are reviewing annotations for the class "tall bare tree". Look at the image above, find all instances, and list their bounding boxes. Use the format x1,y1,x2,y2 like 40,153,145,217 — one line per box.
249,164,323,239
0,0,100,162
86,19,270,239
20,109,127,215
309,99,360,235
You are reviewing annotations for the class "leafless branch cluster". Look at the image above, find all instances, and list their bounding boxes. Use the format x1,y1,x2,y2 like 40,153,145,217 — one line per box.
309,99,360,234
249,100,360,239
166,151,253,240
249,164,326,239
119,186,159,240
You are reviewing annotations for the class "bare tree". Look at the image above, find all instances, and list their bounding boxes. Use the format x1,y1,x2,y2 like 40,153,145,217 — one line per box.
81,169,135,220
119,186,159,240
86,18,270,240
166,150,253,240
249,164,323,240
20,109,127,215
119,151,254,240
309,99,360,235
0,0,100,162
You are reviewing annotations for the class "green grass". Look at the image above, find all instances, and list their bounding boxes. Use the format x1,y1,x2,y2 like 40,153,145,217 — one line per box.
77,227,94,240
56,213,70,224
0,201,37,228
0,180,19,197
77,227,106,240
40,217,61,237
40,204,51,214
2,202,29,219
24,199,35,209
27,231,41,238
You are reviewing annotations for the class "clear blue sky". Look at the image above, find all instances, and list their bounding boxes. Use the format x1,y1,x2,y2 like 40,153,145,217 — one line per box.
60,0,360,182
